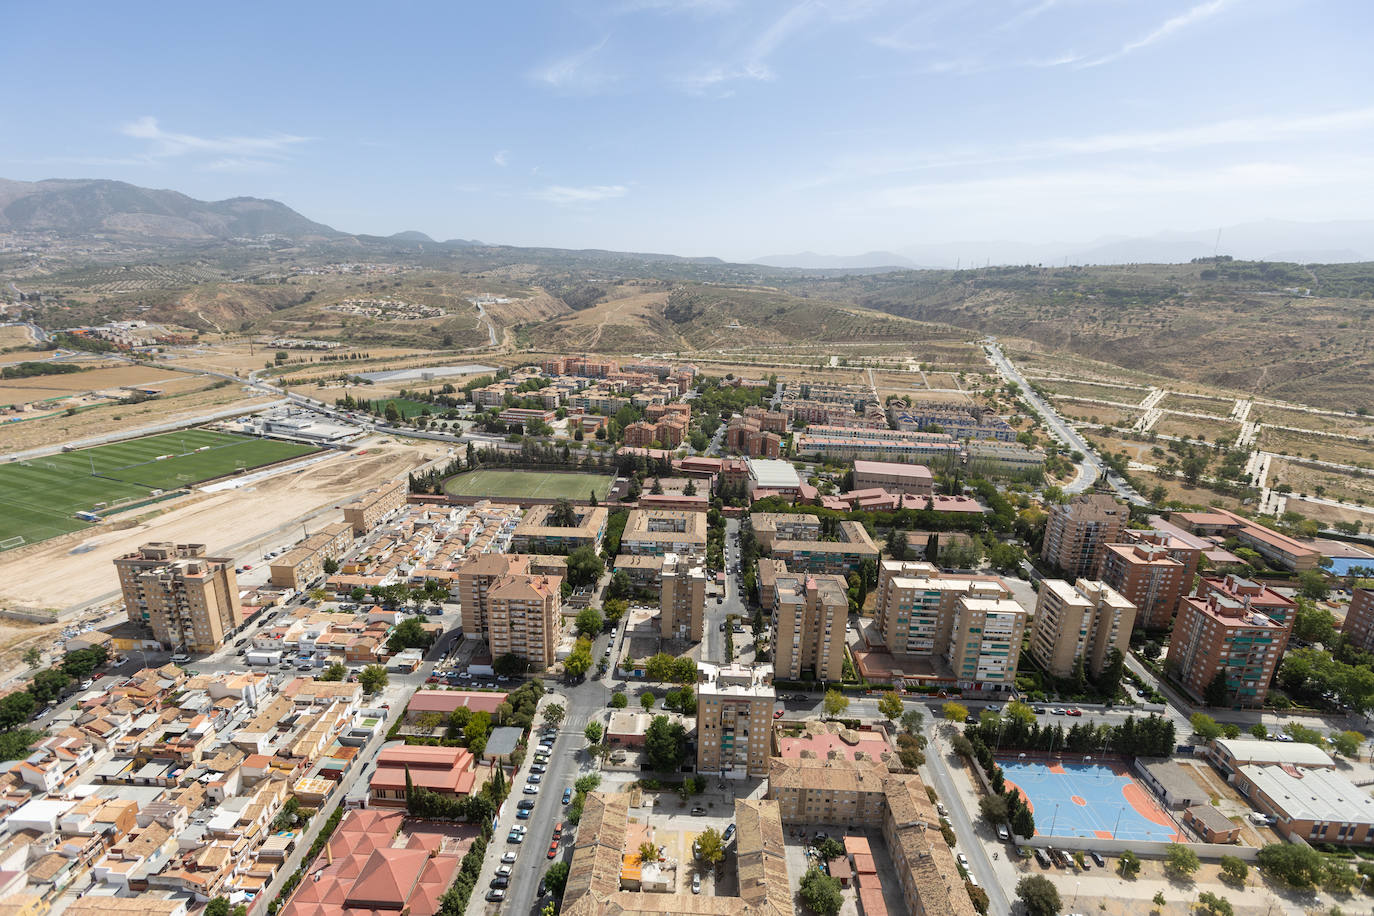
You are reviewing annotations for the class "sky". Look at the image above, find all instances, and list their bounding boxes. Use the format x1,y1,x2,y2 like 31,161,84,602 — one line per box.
4,0,1374,261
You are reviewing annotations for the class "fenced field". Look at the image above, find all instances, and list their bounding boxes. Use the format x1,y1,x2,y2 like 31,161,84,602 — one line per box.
0,430,318,549
442,469,613,500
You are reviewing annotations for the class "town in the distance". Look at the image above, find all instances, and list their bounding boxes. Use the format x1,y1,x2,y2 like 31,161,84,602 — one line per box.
1,344,1372,916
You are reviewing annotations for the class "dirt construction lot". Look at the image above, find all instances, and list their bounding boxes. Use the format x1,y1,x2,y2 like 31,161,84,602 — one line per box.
0,437,446,611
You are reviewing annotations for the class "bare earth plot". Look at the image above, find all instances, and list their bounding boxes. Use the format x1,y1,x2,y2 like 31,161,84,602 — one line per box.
0,438,444,610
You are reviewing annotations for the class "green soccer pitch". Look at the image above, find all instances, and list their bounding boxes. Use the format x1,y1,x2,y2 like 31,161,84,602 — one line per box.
441,469,614,501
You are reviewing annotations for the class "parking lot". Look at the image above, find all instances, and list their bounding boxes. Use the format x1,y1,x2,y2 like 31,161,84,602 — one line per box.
781,824,909,916
637,807,742,898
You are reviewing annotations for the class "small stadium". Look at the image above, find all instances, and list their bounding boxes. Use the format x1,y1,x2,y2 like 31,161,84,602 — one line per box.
442,469,614,501
0,429,318,550
999,758,1183,842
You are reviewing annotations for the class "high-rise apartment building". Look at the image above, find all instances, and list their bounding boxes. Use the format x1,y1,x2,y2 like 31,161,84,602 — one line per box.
621,509,708,557
696,663,775,778
770,570,848,681
115,542,242,653
486,574,561,670
1195,574,1297,629
874,559,1010,657
1122,526,1202,590
947,595,1027,694
1345,589,1374,654
660,553,707,642
1043,493,1128,579
1099,543,1183,631
1029,579,1136,679
1172,592,1289,707
457,553,533,637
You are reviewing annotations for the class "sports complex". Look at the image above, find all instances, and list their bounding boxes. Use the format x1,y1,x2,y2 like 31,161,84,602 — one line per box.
999,758,1183,842
442,469,614,501
0,429,318,550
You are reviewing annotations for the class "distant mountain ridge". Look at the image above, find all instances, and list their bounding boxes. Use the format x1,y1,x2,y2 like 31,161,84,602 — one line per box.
0,178,341,241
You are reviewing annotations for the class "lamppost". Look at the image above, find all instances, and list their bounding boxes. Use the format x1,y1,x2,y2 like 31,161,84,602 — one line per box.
1051,803,1060,836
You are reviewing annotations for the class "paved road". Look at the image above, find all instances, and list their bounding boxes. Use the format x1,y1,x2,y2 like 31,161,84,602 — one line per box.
983,342,1145,504
923,723,1011,916
704,519,743,663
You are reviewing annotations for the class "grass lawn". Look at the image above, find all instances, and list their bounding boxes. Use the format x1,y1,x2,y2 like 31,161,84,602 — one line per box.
0,430,318,549
372,398,438,419
442,469,614,500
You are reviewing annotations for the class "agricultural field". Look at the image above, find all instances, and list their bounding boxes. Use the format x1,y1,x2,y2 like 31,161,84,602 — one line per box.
0,364,196,408
0,430,317,549
364,398,440,419
442,469,614,501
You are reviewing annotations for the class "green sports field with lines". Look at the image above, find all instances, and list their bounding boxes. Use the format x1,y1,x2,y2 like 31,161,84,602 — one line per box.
0,430,319,550
442,469,613,500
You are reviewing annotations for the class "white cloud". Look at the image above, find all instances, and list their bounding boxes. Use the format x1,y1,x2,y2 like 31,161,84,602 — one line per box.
1078,0,1233,68
493,150,508,167
530,38,612,91
530,184,628,205
680,0,846,94
120,116,307,161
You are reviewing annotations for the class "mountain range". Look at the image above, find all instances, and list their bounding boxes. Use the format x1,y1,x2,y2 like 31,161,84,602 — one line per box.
5,177,1374,270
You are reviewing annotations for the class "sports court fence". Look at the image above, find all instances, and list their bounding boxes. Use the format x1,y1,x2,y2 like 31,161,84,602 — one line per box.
1020,833,1259,860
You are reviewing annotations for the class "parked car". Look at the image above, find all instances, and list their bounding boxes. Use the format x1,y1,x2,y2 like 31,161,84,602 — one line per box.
523,785,539,795
537,878,547,897
996,824,1011,841
1034,848,1051,868
1032,706,1046,714
723,823,736,843
1089,851,1105,868
1051,707,1066,715
547,840,559,858
507,831,525,844
563,788,573,805
1066,708,1083,717
485,889,505,902
490,876,509,889
956,853,969,870
501,852,517,864
528,773,542,784
530,764,547,774
690,807,707,815
692,873,701,894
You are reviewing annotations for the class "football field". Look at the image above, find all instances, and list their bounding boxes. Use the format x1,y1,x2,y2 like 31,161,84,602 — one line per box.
442,469,613,500
0,430,318,549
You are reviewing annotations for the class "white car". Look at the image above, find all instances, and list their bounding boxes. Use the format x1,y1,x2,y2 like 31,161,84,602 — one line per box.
956,853,969,869
501,852,517,864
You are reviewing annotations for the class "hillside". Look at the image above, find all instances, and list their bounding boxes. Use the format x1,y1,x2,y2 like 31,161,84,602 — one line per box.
0,178,341,241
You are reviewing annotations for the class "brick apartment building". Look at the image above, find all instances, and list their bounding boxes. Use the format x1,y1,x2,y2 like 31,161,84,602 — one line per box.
850,459,934,496
873,559,1010,658
487,574,562,669
115,543,242,653
1042,492,1128,579
1171,592,1290,707
1100,542,1187,631
947,594,1027,695
660,553,707,642
696,664,775,778
1343,588,1374,653
342,478,407,536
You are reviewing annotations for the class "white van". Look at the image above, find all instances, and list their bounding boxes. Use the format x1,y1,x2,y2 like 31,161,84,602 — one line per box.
170,653,191,663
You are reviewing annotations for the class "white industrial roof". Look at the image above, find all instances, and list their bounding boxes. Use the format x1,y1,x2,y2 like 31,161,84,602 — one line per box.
1215,738,1334,768
748,458,802,489
1241,764,1374,824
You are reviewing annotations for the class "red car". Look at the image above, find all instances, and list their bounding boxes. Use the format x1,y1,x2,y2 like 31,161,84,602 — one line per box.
773,709,784,718
547,840,559,858
1066,708,1083,717
553,823,563,838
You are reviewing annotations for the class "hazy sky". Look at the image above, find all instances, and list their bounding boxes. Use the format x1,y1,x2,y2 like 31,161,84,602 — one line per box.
4,0,1373,259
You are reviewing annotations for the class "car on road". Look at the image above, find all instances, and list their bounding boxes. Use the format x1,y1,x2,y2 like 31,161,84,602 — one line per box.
563,788,573,805
956,853,969,870
507,830,525,844
1066,708,1083,716
547,839,559,858
485,889,505,902
523,785,539,795
996,825,1011,841
690,807,706,815
964,715,978,725
692,873,701,894
528,773,542,784
723,823,736,843
530,763,547,774
490,875,509,889
1051,707,1066,715
501,852,517,864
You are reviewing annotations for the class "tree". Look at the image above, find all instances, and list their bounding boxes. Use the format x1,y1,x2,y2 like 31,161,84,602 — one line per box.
0,692,37,730
610,692,628,709
603,598,628,623
640,691,656,711
1298,569,1330,601
1293,603,1337,645
1118,849,1142,878
606,570,632,601
644,715,687,772
900,709,925,736
978,793,1009,825
1097,647,1125,697
1012,803,1035,839
1164,843,1199,879
22,647,40,668
493,653,526,677
875,691,903,722
695,826,725,865
387,616,435,652
1257,843,1326,888
799,868,843,916
1204,670,1230,707
1016,874,1061,916
575,606,604,637
1219,855,1248,886
1189,712,1224,741
319,662,346,682
1005,700,1037,726
638,840,660,864
943,701,969,723
823,689,849,720
565,637,593,678
543,703,566,727
322,556,340,575
1249,723,1268,739
816,837,845,860
1152,891,1167,911
566,545,604,588
543,860,570,898
205,899,232,916
358,664,388,694
1195,892,1234,916
1332,730,1364,758
885,529,909,560
27,669,70,703
584,721,604,745
549,499,578,528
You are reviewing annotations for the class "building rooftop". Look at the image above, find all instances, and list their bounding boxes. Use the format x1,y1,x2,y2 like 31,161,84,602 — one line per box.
747,459,802,490
1214,738,1334,768
852,459,933,479
1240,764,1374,825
